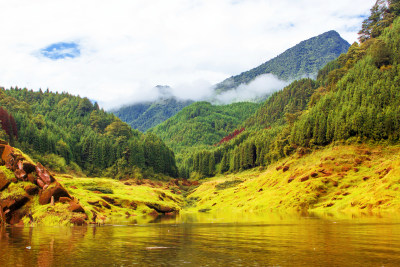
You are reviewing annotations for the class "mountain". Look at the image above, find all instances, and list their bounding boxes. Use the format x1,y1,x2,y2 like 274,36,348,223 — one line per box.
181,10,400,178
149,101,259,152
113,85,194,132
113,97,194,132
215,30,350,94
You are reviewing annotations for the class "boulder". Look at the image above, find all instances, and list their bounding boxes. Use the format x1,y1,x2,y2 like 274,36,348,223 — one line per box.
100,200,111,209
0,171,11,191
17,160,36,174
59,197,72,203
1,145,15,170
35,162,55,185
37,178,45,189
68,202,85,213
24,184,39,196
101,196,115,205
146,202,178,214
14,169,27,181
39,182,71,205
27,174,37,184
282,166,289,172
1,195,30,224
300,176,309,182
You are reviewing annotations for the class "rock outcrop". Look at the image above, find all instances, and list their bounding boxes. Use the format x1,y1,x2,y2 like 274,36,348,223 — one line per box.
0,141,84,225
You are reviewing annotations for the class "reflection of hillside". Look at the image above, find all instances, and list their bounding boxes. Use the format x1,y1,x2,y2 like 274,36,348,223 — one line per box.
1,216,400,266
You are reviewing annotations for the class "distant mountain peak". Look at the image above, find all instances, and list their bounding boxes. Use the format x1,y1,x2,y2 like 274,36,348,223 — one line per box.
215,30,350,94
155,85,173,99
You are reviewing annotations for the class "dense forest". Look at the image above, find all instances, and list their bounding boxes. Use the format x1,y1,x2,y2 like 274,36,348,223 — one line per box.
113,97,193,132
215,30,350,93
0,89,178,178
177,0,400,178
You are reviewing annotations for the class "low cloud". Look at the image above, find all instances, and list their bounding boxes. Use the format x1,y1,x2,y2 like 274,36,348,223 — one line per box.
214,74,288,104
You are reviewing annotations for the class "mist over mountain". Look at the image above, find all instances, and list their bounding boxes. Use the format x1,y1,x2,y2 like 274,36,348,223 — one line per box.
112,86,194,132
113,30,350,130
213,30,350,101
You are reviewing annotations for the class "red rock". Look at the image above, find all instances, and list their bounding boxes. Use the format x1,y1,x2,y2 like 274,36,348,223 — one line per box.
70,216,87,225
300,176,309,182
1,196,30,224
87,200,101,208
276,166,283,171
130,201,138,210
1,145,14,169
17,160,36,174
310,172,318,178
14,169,27,181
59,197,72,203
35,162,55,185
145,203,177,213
39,182,71,205
363,176,370,181
192,181,200,186
148,210,159,217
0,171,11,191
101,196,115,204
124,182,131,185
282,166,289,172
100,200,111,209
27,174,37,184
24,184,39,196
68,202,85,213
36,178,45,189
288,177,295,183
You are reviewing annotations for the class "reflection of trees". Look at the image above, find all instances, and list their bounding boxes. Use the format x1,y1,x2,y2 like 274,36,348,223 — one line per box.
1,217,400,266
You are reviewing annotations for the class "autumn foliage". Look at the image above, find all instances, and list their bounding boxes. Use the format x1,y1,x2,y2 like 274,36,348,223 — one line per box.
215,128,245,146
0,107,18,140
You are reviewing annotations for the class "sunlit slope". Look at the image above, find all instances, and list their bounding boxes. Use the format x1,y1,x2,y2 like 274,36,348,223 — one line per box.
186,144,400,213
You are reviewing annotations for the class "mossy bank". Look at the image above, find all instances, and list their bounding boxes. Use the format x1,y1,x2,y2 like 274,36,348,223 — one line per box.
185,143,400,215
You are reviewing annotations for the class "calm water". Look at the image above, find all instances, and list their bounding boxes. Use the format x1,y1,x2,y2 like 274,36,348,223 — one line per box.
1,213,400,266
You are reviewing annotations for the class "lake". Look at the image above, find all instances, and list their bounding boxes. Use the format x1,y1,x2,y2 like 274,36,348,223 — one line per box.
1,212,400,266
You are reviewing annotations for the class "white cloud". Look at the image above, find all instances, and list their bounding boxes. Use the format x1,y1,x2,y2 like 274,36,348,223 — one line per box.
0,0,376,109
215,74,288,104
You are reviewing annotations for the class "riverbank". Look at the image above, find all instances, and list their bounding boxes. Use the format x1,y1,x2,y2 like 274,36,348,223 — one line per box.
2,142,400,226
185,143,400,214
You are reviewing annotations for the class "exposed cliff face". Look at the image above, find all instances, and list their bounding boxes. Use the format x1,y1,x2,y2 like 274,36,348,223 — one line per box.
0,141,86,225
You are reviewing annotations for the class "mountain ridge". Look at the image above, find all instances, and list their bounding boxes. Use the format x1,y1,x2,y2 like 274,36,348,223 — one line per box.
214,30,350,94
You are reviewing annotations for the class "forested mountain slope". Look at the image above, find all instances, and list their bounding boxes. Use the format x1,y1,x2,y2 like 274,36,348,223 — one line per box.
182,2,400,179
113,97,193,132
0,88,178,178
149,101,259,153
215,30,350,93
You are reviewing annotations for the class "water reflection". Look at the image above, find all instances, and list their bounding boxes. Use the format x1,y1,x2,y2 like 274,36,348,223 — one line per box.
1,213,400,266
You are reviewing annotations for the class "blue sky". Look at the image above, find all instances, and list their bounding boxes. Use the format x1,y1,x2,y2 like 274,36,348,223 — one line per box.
41,42,80,60
0,0,376,109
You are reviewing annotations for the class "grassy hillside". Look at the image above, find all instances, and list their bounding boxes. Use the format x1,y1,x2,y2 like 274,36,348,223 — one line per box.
215,30,350,93
186,143,400,214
